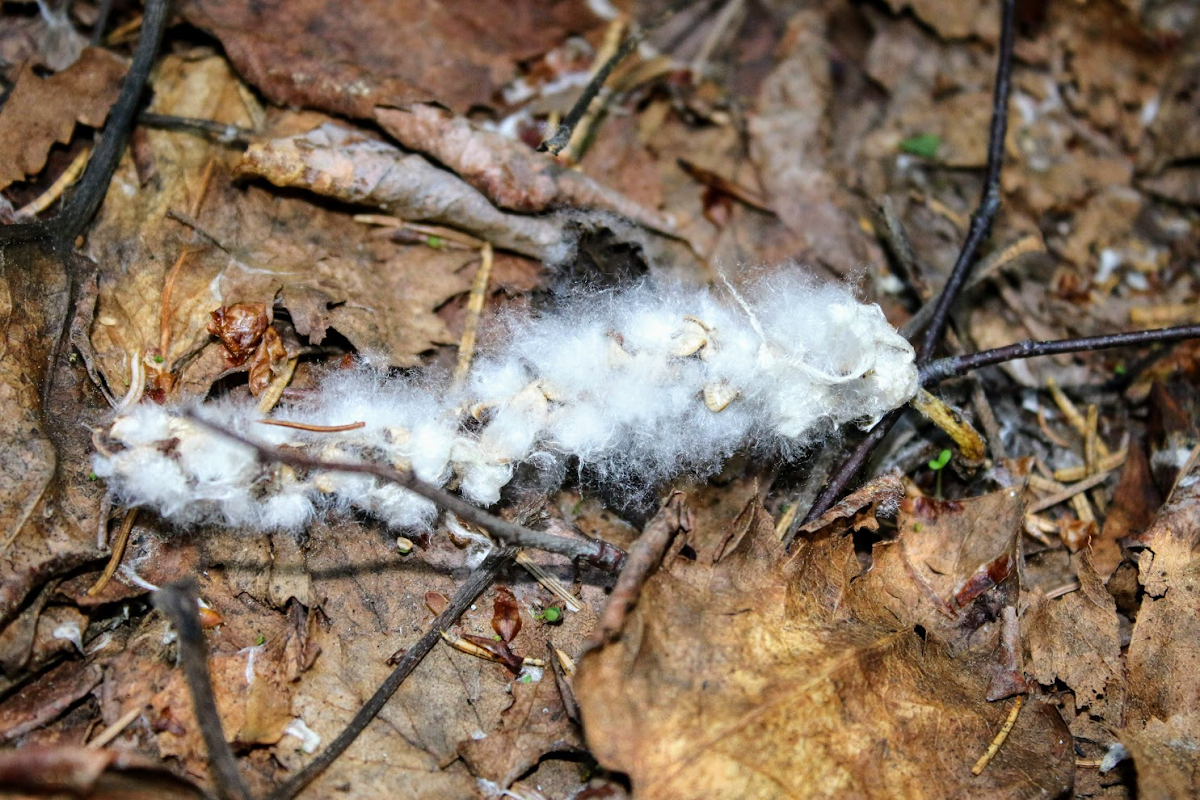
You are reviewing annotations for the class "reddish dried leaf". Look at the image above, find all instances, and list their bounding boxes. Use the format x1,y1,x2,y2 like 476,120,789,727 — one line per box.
0,47,127,189
208,302,268,366
0,746,203,798
179,0,601,117
461,634,524,675
425,591,450,616
491,586,522,644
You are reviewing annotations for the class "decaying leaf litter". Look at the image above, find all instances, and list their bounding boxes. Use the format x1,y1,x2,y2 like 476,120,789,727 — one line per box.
0,1,1198,799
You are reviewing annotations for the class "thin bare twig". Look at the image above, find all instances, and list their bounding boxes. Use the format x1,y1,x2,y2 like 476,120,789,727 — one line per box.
153,579,251,800
920,324,1200,385
268,545,518,800
183,411,627,571
801,0,1016,525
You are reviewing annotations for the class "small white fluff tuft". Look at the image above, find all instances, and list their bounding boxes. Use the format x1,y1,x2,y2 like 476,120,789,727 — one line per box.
94,272,917,531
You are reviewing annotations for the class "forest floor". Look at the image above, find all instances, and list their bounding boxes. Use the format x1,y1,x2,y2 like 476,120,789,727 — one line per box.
0,0,1198,798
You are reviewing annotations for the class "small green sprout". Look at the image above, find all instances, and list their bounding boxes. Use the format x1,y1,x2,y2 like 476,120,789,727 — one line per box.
256,634,265,646
153,355,165,363
898,133,941,159
928,449,952,471
913,523,923,532
491,633,502,641
534,607,563,624
88,471,98,481
518,673,533,684
1113,362,1127,376
928,448,952,499
425,235,443,249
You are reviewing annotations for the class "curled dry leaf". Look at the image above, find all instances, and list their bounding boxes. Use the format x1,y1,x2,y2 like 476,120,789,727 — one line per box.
208,302,268,366
0,746,203,798
246,326,288,398
491,586,522,644
375,104,674,232
237,124,569,261
577,482,1071,799
0,47,127,190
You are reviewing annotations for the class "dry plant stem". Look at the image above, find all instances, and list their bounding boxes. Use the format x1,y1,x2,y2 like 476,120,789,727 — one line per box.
971,695,1024,775
920,324,1200,384
453,242,494,384
268,545,518,800
0,0,169,247
139,112,256,144
183,412,627,571
538,0,702,154
802,0,1015,525
152,579,251,800
86,508,137,596
591,492,690,645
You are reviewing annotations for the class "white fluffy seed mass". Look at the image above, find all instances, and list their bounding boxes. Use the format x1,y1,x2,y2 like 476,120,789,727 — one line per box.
94,273,917,531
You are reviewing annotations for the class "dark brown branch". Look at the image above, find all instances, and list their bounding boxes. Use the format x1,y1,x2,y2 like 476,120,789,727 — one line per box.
183,411,627,571
801,0,1016,526
0,0,170,248
139,112,256,144
267,545,517,800
920,324,1200,385
916,0,1015,365
152,579,251,800
589,492,690,646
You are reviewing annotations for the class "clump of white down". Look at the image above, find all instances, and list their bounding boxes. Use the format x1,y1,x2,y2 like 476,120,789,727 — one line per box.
93,273,918,531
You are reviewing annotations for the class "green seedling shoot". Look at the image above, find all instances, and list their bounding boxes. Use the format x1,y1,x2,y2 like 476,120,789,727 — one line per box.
534,607,562,624
928,448,952,499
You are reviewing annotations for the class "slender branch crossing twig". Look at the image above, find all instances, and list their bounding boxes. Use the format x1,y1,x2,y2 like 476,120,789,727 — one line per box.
919,324,1200,385
183,412,627,571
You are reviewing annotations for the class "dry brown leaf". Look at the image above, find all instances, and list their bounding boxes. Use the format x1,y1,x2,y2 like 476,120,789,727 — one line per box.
492,586,522,644
376,104,672,234
1123,461,1200,797
458,671,583,788
86,55,474,399
748,10,883,277
0,660,101,742
178,0,601,118
577,482,1071,799
237,123,568,261
0,244,106,648
0,47,127,190
1023,552,1124,744
883,0,1000,41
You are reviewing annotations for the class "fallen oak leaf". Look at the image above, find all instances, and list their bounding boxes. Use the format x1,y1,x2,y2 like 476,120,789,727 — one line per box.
235,123,570,261
208,302,268,366
577,484,1070,799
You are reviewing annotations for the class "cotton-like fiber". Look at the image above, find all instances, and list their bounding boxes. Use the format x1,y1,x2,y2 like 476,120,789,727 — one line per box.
95,272,917,531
